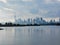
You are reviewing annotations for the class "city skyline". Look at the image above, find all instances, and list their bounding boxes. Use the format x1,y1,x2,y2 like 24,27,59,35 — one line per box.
0,17,60,23
0,17,60,26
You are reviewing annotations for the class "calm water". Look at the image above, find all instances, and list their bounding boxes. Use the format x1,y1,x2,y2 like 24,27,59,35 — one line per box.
0,26,60,45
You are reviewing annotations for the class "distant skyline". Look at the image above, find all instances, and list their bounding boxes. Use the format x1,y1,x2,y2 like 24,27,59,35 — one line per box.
0,0,60,22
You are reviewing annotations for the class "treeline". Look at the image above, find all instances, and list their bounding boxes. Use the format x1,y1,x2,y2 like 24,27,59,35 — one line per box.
0,22,60,26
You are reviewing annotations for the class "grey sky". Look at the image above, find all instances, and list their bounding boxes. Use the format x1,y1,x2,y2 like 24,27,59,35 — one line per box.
0,0,60,22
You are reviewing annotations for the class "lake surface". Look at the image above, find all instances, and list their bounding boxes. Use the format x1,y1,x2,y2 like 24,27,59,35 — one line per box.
0,26,60,45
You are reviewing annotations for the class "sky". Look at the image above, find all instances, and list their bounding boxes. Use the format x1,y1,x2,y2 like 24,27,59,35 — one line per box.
0,0,60,22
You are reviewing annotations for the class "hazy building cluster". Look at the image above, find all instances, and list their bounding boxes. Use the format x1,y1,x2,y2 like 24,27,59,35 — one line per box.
0,17,60,26
15,17,60,25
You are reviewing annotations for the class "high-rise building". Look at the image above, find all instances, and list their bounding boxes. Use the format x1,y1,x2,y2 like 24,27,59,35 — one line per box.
59,18,60,23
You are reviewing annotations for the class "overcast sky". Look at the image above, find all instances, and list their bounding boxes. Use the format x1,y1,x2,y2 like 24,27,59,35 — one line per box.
0,0,60,22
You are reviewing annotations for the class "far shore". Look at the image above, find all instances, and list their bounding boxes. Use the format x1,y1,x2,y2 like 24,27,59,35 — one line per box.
0,24,60,27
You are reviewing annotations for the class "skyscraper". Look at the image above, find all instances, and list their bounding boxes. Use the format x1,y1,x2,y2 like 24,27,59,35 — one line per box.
59,18,60,22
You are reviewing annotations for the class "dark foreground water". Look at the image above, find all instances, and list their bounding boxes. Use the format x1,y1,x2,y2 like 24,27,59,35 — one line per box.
0,26,60,45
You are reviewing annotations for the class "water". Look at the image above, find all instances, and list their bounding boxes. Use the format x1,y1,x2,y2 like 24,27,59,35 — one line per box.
0,26,60,45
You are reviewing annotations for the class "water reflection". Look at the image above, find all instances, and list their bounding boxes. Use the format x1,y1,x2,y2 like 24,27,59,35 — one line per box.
0,26,60,45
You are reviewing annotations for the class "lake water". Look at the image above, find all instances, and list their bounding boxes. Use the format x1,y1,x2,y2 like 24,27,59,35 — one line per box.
0,26,60,45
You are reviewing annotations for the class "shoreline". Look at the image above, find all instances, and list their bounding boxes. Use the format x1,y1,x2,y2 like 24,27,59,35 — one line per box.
0,25,60,27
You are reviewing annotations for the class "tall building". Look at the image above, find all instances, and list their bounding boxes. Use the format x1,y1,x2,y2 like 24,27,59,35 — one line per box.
59,18,60,23
14,11,17,24
14,15,16,22
27,18,32,24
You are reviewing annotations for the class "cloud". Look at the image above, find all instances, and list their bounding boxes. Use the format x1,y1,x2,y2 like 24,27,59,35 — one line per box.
58,0,60,1
0,0,7,3
45,0,52,4
43,0,60,4
22,0,33,2
30,8,38,14
3,7,13,11
0,9,3,17
38,9,48,15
